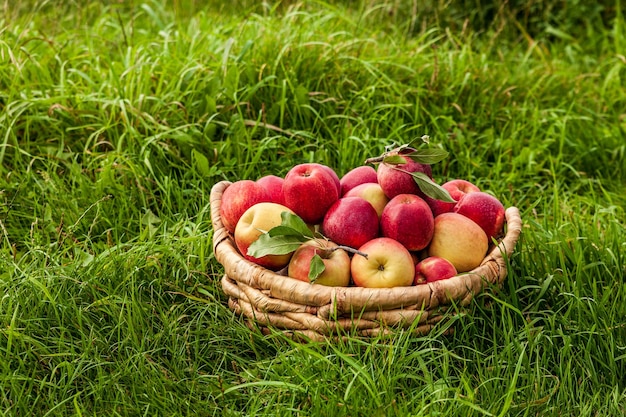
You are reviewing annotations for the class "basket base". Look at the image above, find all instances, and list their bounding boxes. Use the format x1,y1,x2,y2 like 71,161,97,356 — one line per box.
223,275,455,341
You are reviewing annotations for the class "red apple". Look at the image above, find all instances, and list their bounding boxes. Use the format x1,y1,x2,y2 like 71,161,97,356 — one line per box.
287,240,351,286
351,237,415,288
414,256,458,285
234,202,296,270
256,175,285,205
380,194,434,251
321,197,379,250
220,180,270,234
339,165,378,196
454,191,506,240
343,182,389,218
426,179,481,217
446,179,481,198
320,164,341,196
377,148,433,200
427,212,488,273
283,163,339,224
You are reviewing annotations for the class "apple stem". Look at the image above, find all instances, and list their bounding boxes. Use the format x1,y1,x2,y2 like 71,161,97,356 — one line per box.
364,155,409,166
364,155,385,165
330,245,369,259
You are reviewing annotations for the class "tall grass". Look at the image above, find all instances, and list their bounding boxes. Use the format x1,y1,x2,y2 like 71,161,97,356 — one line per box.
1,1,625,415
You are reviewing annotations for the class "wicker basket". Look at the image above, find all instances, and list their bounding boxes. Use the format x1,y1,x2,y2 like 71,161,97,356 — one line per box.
210,180,522,341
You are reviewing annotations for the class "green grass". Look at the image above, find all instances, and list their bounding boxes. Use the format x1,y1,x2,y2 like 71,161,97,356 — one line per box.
1,0,625,415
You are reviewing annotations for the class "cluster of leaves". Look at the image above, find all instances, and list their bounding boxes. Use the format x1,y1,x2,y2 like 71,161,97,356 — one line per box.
248,211,327,282
375,142,454,203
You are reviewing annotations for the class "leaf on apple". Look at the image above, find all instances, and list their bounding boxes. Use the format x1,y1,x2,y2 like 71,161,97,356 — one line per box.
381,149,448,166
369,142,449,166
248,233,307,257
247,212,315,258
382,154,408,165
272,211,314,237
410,172,456,203
308,254,326,283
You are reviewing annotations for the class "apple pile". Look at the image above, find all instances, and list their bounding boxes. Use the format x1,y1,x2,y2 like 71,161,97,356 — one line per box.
219,143,506,288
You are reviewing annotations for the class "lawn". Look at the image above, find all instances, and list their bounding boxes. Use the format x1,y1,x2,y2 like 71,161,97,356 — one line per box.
1,1,625,416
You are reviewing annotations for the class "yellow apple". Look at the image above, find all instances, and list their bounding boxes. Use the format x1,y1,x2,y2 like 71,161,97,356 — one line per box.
234,202,295,270
344,182,389,218
351,237,415,288
427,213,488,273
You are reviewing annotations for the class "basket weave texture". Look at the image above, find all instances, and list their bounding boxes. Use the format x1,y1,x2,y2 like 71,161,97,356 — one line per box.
211,181,522,340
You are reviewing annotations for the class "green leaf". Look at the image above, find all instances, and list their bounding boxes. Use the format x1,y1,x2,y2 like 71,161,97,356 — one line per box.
268,225,310,238
308,254,326,283
382,148,448,166
405,148,449,165
247,212,316,259
411,172,456,202
278,211,314,237
382,155,408,165
248,234,305,257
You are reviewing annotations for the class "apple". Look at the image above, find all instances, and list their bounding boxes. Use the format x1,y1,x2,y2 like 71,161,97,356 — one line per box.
283,163,340,224
445,179,481,199
320,164,342,196
427,212,488,273
339,165,378,196
287,239,351,287
380,194,434,251
351,237,415,288
376,148,433,200
414,256,458,285
321,197,379,250
256,175,285,205
426,179,481,217
454,191,506,240
343,182,389,218
220,180,270,234
234,202,296,270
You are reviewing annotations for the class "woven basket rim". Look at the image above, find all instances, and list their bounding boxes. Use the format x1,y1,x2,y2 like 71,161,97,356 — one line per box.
210,180,522,315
